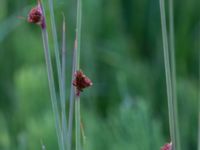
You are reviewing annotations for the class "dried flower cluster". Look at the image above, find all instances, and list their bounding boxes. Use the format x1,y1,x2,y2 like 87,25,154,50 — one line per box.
161,142,172,150
73,70,92,96
27,1,45,29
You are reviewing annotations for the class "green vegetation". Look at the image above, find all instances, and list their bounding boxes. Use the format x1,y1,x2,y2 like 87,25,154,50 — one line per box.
0,0,199,150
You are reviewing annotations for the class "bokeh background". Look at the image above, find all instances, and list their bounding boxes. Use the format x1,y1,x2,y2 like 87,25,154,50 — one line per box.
0,0,200,150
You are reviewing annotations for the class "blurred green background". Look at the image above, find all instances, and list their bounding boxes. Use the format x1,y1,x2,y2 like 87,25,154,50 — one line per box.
0,0,199,150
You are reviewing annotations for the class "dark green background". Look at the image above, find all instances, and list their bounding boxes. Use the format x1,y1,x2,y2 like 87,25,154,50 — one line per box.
0,0,199,149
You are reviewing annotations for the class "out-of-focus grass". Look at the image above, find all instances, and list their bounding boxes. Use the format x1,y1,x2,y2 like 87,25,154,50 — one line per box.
0,0,199,150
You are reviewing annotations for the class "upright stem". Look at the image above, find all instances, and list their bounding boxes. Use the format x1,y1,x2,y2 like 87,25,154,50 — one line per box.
68,40,77,150
48,0,68,149
169,0,181,149
61,17,68,149
41,28,65,150
75,0,82,150
198,26,200,150
199,110,200,150
75,96,81,150
159,0,180,150
40,2,65,150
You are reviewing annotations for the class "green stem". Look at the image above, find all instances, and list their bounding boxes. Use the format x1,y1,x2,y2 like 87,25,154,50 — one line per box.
61,16,68,150
75,97,81,150
198,26,200,150
76,0,82,69
48,0,68,149
68,40,77,150
169,0,181,149
75,0,82,150
40,2,65,150
159,0,180,150
41,28,65,150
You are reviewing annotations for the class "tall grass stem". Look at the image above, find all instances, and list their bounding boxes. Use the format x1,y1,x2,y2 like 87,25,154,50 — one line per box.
48,1,68,149
75,0,82,150
75,97,81,150
41,28,65,150
198,25,200,150
68,40,77,150
40,2,65,150
61,16,68,150
169,0,181,149
159,0,180,150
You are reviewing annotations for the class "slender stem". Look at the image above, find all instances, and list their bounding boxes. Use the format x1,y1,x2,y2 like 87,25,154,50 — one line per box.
169,0,181,149
68,40,77,150
159,1,180,150
199,110,200,150
41,28,65,150
76,0,82,69
75,96,81,150
48,1,68,149
40,2,65,150
61,16,68,149
198,26,200,150
75,0,82,150
48,0,62,82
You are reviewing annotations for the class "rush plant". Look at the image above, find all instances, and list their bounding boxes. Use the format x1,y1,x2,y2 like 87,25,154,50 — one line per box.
27,0,92,150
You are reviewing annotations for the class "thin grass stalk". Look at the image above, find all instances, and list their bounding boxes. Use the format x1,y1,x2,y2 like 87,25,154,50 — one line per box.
75,96,81,150
41,25,65,150
68,40,77,150
198,26,200,150
40,2,64,150
199,107,200,150
48,1,68,149
159,0,180,150
80,121,86,148
48,0,62,82
75,0,82,150
169,0,181,149
61,16,68,149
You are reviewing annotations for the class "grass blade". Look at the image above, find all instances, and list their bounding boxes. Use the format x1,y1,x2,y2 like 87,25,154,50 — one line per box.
75,96,81,150
169,0,181,149
159,0,180,150
75,0,82,150
48,0,68,149
41,28,64,150
40,2,64,150
198,25,200,150
61,15,68,149
68,39,77,150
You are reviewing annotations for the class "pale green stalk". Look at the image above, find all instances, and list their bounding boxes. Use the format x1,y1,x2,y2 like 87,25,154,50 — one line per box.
75,0,82,150
40,2,65,150
61,16,68,149
198,26,200,150
41,28,65,150
199,110,200,150
75,97,81,150
48,0,68,149
159,0,180,150
169,0,181,149
68,40,77,150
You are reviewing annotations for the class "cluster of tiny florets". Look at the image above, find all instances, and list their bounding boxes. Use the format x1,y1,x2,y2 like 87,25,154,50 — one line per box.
73,70,92,96
27,1,45,28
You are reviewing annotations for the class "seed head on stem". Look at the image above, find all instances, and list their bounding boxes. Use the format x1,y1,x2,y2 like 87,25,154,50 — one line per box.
73,70,92,96
27,0,46,29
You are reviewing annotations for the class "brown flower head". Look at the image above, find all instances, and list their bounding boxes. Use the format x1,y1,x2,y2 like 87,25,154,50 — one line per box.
27,0,45,28
73,70,92,96
161,142,172,150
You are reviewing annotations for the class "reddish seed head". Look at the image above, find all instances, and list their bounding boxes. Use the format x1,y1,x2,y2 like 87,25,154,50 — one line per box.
73,70,93,96
27,1,45,28
161,142,172,150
